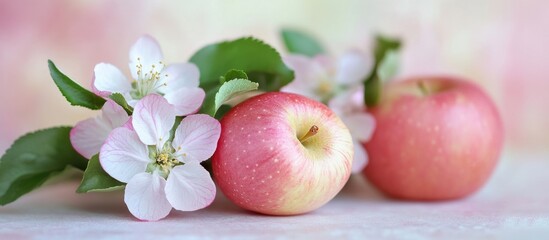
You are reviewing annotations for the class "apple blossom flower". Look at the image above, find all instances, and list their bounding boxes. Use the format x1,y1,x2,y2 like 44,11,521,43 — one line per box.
328,86,375,173
70,99,130,159
93,35,205,116
100,94,220,221
281,51,372,103
281,51,375,173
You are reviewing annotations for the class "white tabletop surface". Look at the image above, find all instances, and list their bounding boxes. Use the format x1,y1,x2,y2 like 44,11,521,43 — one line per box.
1,150,548,240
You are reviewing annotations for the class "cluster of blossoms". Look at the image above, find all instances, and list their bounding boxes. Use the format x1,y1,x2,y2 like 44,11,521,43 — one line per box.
68,35,377,221
70,36,221,221
282,52,376,173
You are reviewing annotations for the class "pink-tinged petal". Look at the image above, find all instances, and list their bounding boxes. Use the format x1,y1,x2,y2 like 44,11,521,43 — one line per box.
314,54,336,72
132,94,175,146
335,51,372,85
93,63,131,96
283,55,326,88
70,100,129,159
163,87,205,116
172,114,221,163
328,88,357,116
282,55,335,101
280,55,314,97
157,63,200,94
348,85,366,108
91,75,109,97
280,82,320,102
165,163,216,211
122,117,134,130
124,172,172,221
329,86,367,119
102,99,130,128
342,112,376,142
283,55,312,72
70,117,111,159
129,35,163,80
100,127,149,183
351,140,368,173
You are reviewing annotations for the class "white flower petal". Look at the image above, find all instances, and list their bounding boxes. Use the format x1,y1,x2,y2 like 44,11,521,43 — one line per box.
129,35,163,80
165,163,216,211
157,63,200,94
281,55,335,101
70,100,129,159
70,117,111,159
93,63,131,96
328,88,356,116
283,55,315,78
335,51,372,85
330,86,367,118
122,116,134,130
283,55,326,88
280,82,321,102
163,87,205,116
102,99,130,129
132,94,175,146
348,85,366,108
314,55,336,71
342,112,376,142
172,114,221,163
351,140,368,173
91,76,108,97
124,172,172,221
100,127,149,183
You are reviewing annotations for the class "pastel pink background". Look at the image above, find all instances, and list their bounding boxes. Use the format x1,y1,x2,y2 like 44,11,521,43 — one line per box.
1,0,548,153
1,2,549,238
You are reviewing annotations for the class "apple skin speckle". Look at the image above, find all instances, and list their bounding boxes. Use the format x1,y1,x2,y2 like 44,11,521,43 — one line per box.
364,76,504,200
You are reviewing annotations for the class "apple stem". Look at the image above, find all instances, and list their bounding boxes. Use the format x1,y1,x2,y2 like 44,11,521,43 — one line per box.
418,80,430,96
299,125,319,143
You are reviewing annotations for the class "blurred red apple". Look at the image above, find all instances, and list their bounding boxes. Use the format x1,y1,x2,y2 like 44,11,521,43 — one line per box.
213,92,353,215
364,76,504,200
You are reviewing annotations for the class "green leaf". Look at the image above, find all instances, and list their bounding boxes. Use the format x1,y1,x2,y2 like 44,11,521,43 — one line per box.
189,37,294,92
48,60,106,109
199,86,221,117
170,116,184,139
223,69,248,82
200,79,259,117
215,79,259,113
363,76,383,107
377,50,400,82
373,36,401,63
363,35,402,107
76,155,124,193
281,29,325,57
214,104,232,119
0,172,56,205
109,93,133,115
0,127,88,205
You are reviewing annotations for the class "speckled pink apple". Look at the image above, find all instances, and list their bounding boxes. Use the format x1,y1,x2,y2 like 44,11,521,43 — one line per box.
364,76,504,200
213,92,353,215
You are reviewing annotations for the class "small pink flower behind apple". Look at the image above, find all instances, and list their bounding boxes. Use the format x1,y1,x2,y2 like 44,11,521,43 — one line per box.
99,94,221,221
328,86,376,173
364,76,504,200
213,92,353,215
281,52,375,173
282,52,371,103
